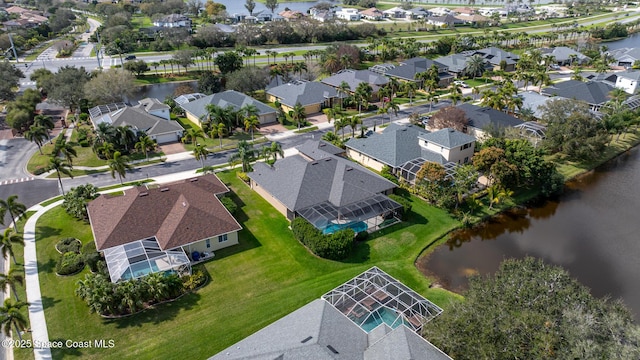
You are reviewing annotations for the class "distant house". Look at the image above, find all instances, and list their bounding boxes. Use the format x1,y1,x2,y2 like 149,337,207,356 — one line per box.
456,103,524,139
426,14,463,28
611,70,640,94
382,6,408,18
405,7,429,19
452,7,478,16
541,80,615,111
607,47,640,68
321,69,389,100
310,7,333,22
88,99,184,144
345,124,475,183
464,47,520,72
382,57,453,87
455,13,489,24
179,90,277,127
539,47,590,66
429,7,452,16
153,14,192,28
336,7,361,21
247,140,401,233
87,175,242,283
266,80,341,114
360,7,384,20
211,267,450,360
279,10,305,21
2,6,47,29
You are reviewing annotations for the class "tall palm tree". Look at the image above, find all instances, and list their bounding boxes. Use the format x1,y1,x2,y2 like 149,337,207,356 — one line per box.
209,123,227,149
33,114,54,144
348,116,362,138
337,81,351,109
0,195,26,230
354,83,373,114
267,141,284,164
114,125,136,152
134,135,157,162
0,299,29,341
96,141,115,160
108,151,132,184
229,140,256,172
0,229,24,265
0,269,24,301
192,143,209,171
49,156,73,195
290,103,306,130
244,115,260,141
449,84,463,105
464,54,487,79
24,125,48,155
427,93,439,112
181,128,205,145
385,100,400,124
402,81,419,105
334,117,348,138
53,134,77,165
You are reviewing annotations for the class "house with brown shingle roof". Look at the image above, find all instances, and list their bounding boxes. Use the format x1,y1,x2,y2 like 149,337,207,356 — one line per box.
87,174,242,282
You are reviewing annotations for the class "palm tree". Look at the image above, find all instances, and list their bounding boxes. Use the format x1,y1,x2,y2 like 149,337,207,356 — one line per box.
134,135,157,162
193,143,209,170
0,195,26,230
181,128,205,145
108,151,132,184
114,125,136,152
244,115,260,141
449,84,463,105
334,117,348,138
0,229,24,265
33,114,54,144
488,185,514,210
24,125,48,155
267,141,284,164
403,81,419,105
354,83,373,114
229,140,256,172
96,141,115,160
427,93,439,112
49,156,73,195
464,54,486,79
0,269,24,301
348,116,361,138
290,103,306,130
53,134,77,165
209,123,227,148
0,299,29,341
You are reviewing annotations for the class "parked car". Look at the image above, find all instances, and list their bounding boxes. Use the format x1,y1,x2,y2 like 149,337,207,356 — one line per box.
453,80,470,88
549,64,561,70
124,55,136,61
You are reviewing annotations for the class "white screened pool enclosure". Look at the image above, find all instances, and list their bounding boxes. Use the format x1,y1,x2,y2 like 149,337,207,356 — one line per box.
322,267,443,334
103,237,191,283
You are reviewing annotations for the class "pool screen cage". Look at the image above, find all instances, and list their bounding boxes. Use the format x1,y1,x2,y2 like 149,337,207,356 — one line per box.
399,159,458,184
103,237,191,283
296,194,402,234
322,267,443,333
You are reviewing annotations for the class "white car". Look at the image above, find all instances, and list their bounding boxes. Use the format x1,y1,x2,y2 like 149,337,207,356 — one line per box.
453,81,470,88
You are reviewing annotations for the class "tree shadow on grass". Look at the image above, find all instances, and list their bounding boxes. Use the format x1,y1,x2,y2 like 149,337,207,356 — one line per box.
108,292,202,329
50,338,83,358
37,258,57,274
209,191,261,261
36,225,61,240
41,295,62,310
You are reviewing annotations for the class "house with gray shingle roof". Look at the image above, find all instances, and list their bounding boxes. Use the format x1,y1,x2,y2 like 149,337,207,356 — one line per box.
540,80,614,111
321,69,390,100
607,47,640,68
247,140,401,233
382,57,453,87
465,47,520,72
539,46,590,66
210,267,451,360
266,80,341,114
180,90,277,127
152,14,192,28
345,124,475,183
456,103,524,139
435,53,491,77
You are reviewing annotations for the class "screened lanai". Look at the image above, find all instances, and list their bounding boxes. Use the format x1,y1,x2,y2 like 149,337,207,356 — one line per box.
399,159,458,184
322,267,443,333
103,237,191,283
297,195,402,235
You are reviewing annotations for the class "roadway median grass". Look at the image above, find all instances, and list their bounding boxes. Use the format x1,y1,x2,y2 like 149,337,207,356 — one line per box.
30,169,460,360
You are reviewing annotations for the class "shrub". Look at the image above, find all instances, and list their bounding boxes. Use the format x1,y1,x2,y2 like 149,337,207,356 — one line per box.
62,184,99,220
220,196,237,215
389,194,412,220
33,167,47,175
291,218,354,260
55,237,82,254
56,251,85,275
83,252,101,273
182,269,207,291
79,139,90,147
237,172,249,183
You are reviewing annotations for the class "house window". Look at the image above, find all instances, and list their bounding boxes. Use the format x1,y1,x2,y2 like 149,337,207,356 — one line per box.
218,234,228,243
205,239,211,248
464,156,469,163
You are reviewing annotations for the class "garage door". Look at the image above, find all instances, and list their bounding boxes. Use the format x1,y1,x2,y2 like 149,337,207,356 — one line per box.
155,133,179,144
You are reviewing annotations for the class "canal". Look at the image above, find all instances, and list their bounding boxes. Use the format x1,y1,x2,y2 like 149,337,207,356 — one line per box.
418,146,640,320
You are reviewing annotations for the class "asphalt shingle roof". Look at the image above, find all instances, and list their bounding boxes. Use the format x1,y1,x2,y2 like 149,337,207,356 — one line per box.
457,103,524,129
434,54,471,73
321,69,389,92
540,46,590,63
470,47,520,66
180,90,275,121
384,57,448,81
418,128,476,149
95,106,184,137
267,81,338,107
346,124,430,167
541,80,614,105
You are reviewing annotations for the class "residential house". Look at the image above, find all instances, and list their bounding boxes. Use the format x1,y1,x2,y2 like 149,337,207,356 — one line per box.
2,6,47,29
279,9,306,21
406,7,429,19
435,53,491,78
87,174,243,283
266,80,341,114
518,91,554,119
452,7,478,17
465,47,520,72
345,124,475,183
607,47,640,68
360,7,384,21
383,6,408,19
455,13,490,25
310,7,334,22
88,99,184,144
179,90,277,127
429,7,452,16
382,57,453,87
540,80,615,111
456,103,524,139
426,14,463,28
321,69,390,100
336,7,361,21
247,140,401,233
539,46,590,66
152,14,192,28
612,70,640,94
210,267,450,360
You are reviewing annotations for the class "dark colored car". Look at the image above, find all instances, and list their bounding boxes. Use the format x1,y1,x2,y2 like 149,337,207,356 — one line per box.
124,55,136,61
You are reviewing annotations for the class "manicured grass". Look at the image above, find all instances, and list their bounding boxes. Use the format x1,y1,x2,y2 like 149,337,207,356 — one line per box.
40,196,63,207
294,126,318,134
175,118,264,152
33,170,461,359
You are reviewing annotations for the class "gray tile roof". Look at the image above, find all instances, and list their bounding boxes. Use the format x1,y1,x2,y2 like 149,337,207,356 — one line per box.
457,103,524,130
321,69,389,92
94,107,184,137
518,91,553,119
607,47,640,64
384,57,449,81
297,140,345,160
434,54,471,74
418,128,476,149
248,141,396,211
267,81,338,108
180,90,276,121
541,80,614,106
346,124,430,168
470,47,520,66
540,46,590,63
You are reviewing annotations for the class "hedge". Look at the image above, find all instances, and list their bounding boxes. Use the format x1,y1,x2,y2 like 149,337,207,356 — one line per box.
290,218,354,260
56,251,85,275
55,237,82,254
389,194,412,221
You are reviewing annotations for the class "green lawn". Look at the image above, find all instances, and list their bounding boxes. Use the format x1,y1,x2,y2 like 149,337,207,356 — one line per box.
175,117,265,152
32,170,460,360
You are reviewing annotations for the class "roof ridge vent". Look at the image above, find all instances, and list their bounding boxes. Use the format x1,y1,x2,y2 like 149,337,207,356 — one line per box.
311,161,318,165
189,178,199,182
324,157,331,161
301,336,313,343
160,187,170,192
346,166,353,171
326,345,339,354
138,192,149,197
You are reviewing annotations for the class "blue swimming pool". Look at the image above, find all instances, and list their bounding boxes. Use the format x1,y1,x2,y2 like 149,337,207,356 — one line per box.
322,221,368,235
360,307,404,333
